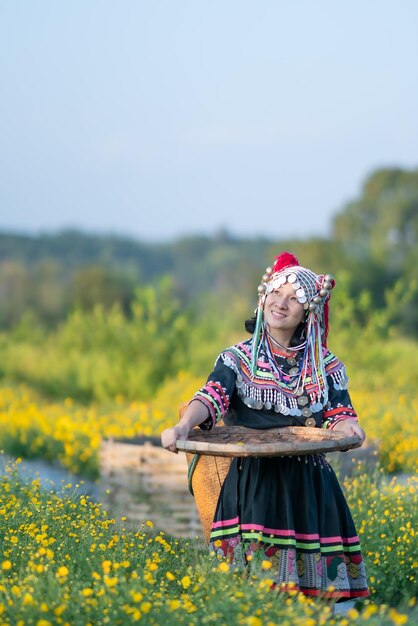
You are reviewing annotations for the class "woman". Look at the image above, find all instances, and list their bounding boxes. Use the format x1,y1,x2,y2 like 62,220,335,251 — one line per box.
161,252,369,600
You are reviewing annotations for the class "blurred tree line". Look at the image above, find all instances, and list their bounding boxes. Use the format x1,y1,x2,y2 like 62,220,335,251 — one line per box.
1,166,418,338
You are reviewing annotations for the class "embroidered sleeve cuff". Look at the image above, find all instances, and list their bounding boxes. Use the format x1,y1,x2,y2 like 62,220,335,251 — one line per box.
192,381,230,430
322,406,358,429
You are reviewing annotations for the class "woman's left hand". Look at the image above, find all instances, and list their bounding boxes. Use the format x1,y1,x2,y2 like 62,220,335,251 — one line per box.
332,419,366,444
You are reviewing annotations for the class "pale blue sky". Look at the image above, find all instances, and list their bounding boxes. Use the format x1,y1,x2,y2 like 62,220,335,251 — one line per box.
1,1,417,242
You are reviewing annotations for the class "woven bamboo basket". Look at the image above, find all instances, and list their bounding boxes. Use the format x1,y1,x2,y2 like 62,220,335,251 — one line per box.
179,404,232,543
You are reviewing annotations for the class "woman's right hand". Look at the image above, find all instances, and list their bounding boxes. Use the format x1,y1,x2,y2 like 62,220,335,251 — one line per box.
161,424,190,453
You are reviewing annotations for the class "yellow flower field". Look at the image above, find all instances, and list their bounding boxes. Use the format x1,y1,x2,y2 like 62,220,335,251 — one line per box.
0,374,202,477
0,374,417,478
0,463,416,625
351,391,418,475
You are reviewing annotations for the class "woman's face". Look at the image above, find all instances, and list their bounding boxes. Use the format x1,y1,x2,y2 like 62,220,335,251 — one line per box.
263,282,306,337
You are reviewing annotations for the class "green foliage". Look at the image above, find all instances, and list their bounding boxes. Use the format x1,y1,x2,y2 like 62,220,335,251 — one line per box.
332,168,418,266
2,166,418,338
0,278,199,402
1,269,418,404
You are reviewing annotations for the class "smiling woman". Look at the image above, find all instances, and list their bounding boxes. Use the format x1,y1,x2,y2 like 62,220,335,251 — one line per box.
161,251,369,602
263,283,306,345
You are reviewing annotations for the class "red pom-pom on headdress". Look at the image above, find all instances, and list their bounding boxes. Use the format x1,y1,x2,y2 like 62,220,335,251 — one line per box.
272,252,300,273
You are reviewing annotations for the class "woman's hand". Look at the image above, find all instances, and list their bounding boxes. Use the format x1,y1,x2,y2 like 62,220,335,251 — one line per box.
332,419,366,444
161,423,190,453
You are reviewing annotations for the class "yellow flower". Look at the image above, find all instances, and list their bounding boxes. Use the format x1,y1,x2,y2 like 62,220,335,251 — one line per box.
22,593,34,606
54,605,66,617
362,604,379,618
104,576,118,588
169,599,181,611
218,561,230,573
244,618,262,626
166,571,176,581
1,560,12,570
81,588,94,597
56,565,69,578
261,560,272,570
140,602,152,614
131,592,143,602
181,575,192,588
388,608,408,625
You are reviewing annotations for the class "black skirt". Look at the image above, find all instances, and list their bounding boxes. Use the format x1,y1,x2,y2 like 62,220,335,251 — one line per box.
209,453,369,600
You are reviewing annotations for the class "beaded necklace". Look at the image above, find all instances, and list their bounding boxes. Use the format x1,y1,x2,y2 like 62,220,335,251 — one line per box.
264,331,304,396
265,328,307,353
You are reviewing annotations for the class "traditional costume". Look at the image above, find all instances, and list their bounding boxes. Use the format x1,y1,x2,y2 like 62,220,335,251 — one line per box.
192,252,369,600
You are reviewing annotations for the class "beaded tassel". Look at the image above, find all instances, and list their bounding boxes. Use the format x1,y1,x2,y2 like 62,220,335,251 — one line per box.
250,304,264,377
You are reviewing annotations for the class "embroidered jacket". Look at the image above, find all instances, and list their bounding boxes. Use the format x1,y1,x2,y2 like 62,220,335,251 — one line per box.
193,339,357,431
